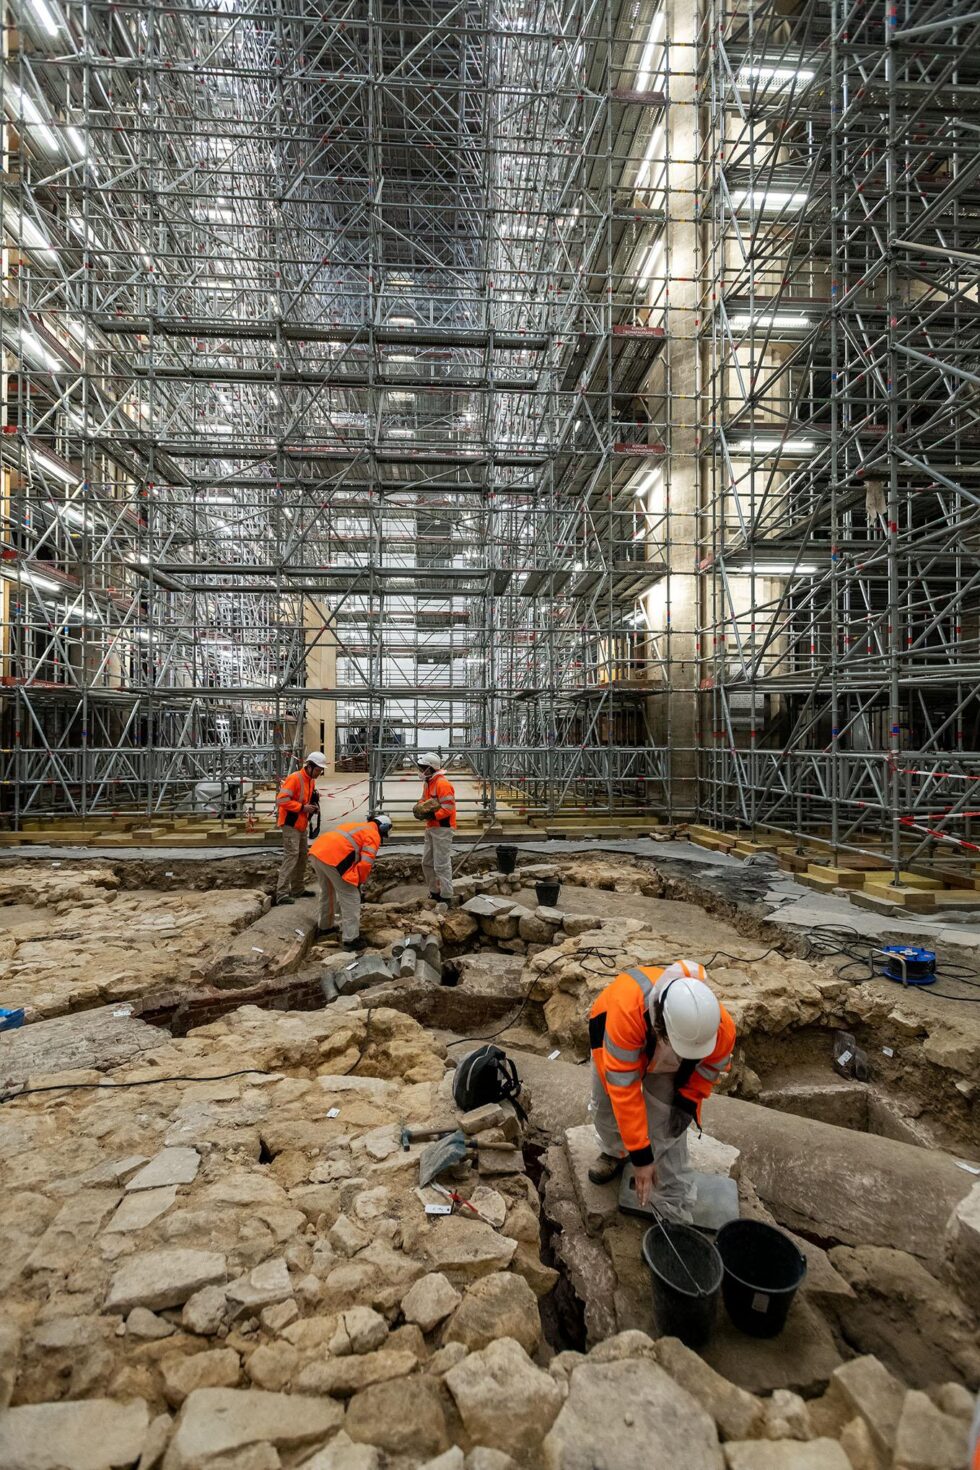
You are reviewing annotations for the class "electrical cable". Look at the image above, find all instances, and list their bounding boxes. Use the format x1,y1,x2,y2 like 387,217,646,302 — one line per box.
798,924,980,1001
1,1067,272,1105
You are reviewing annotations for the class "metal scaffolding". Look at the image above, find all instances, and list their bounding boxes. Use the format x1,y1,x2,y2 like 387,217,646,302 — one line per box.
699,0,980,870
1,0,674,822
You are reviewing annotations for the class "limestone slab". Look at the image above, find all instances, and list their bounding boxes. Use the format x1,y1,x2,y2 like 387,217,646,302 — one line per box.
105,1248,228,1313
542,1357,724,1470
105,1185,178,1233
126,1148,200,1192
162,1387,343,1469
724,1441,852,1469
702,1295,842,1398
0,1398,150,1470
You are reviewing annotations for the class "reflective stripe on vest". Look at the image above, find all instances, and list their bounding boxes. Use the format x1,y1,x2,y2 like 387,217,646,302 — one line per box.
604,1036,643,1064
623,966,655,997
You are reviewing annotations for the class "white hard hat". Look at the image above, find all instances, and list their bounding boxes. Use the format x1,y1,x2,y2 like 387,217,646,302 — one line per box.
304,751,327,769
369,812,392,838
655,965,720,1059
417,752,442,770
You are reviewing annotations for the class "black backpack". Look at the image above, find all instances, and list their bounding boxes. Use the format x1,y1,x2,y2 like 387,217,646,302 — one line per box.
452,1044,526,1122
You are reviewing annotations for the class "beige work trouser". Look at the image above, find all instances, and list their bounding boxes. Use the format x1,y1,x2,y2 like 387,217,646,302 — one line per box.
588,1061,697,1223
422,827,454,898
312,856,362,942
276,825,308,899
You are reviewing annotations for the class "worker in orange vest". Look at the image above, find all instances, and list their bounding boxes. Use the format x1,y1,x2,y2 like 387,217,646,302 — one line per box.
417,753,456,901
308,813,391,950
588,961,736,1221
274,751,326,905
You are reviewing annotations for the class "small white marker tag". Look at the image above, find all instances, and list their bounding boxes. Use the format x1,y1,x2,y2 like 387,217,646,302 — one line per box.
956,1161,980,1175
165,871,175,878
251,946,264,954
751,1291,770,1312
113,1006,132,1018
836,1049,853,1066
425,1203,452,1215
295,929,304,937
51,861,62,867
346,962,357,971
882,1046,894,1057
326,1107,340,1120
547,1049,561,1061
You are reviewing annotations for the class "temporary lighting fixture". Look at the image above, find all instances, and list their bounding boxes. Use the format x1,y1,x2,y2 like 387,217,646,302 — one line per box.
34,447,79,483
18,331,61,372
24,0,60,35
634,7,666,89
61,503,92,530
389,275,414,286
635,236,665,289
741,561,819,575
729,312,812,330
390,315,417,327
730,189,809,213
737,63,816,89
0,565,63,594
65,126,87,159
2,206,57,262
631,465,663,500
635,123,665,191
388,428,416,438
390,354,417,363
732,436,814,454
3,82,58,154
389,391,415,402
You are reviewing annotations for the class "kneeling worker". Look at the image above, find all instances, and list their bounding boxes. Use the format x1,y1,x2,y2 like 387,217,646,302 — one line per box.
588,960,735,1222
274,751,326,905
308,813,392,951
417,753,456,902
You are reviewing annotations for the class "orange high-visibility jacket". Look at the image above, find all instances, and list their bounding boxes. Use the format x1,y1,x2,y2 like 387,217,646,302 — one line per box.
276,768,317,832
309,820,381,887
423,771,456,829
589,964,736,1167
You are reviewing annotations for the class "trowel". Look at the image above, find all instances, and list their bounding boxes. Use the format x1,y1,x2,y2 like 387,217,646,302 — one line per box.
418,1128,473,1187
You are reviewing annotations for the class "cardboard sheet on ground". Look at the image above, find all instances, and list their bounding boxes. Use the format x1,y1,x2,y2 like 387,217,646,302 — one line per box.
618,1164,739,1232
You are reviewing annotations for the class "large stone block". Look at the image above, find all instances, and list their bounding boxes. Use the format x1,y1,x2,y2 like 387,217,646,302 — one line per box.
946,1181,980,1316
542,1357,724,1470
162,1388,343,1469
105,1249,228,1313
447,1337,562,1459
0,1399,150,1470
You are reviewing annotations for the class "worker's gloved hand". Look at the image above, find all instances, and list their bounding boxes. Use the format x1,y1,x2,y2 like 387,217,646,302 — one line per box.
666,1098,697,1140
632,1162,657,1207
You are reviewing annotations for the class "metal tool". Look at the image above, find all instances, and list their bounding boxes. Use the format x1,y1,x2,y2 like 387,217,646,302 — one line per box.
400,1123,457,1151
429,1181,500,1227
418,1129,473,1187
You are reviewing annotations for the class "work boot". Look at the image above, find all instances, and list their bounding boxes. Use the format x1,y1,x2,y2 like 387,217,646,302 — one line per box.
299,889,315,898
275,895,295,906
429,892,442,902
315,925,337,940
343,936,368,953
588,1153,625,1186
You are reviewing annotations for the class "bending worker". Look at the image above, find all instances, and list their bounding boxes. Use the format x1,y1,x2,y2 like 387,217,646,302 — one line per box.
588,960,736,1222
308,813,391,951
417,753,456,902
274,751,326,905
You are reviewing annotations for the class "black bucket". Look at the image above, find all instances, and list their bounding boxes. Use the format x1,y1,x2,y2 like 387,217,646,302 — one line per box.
642,1223,723,1348
496,844,518,875
715,1219,807,1338
535,878,561,907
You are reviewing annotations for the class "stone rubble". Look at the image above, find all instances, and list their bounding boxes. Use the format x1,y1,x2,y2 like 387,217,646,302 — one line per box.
0,849,977,1469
